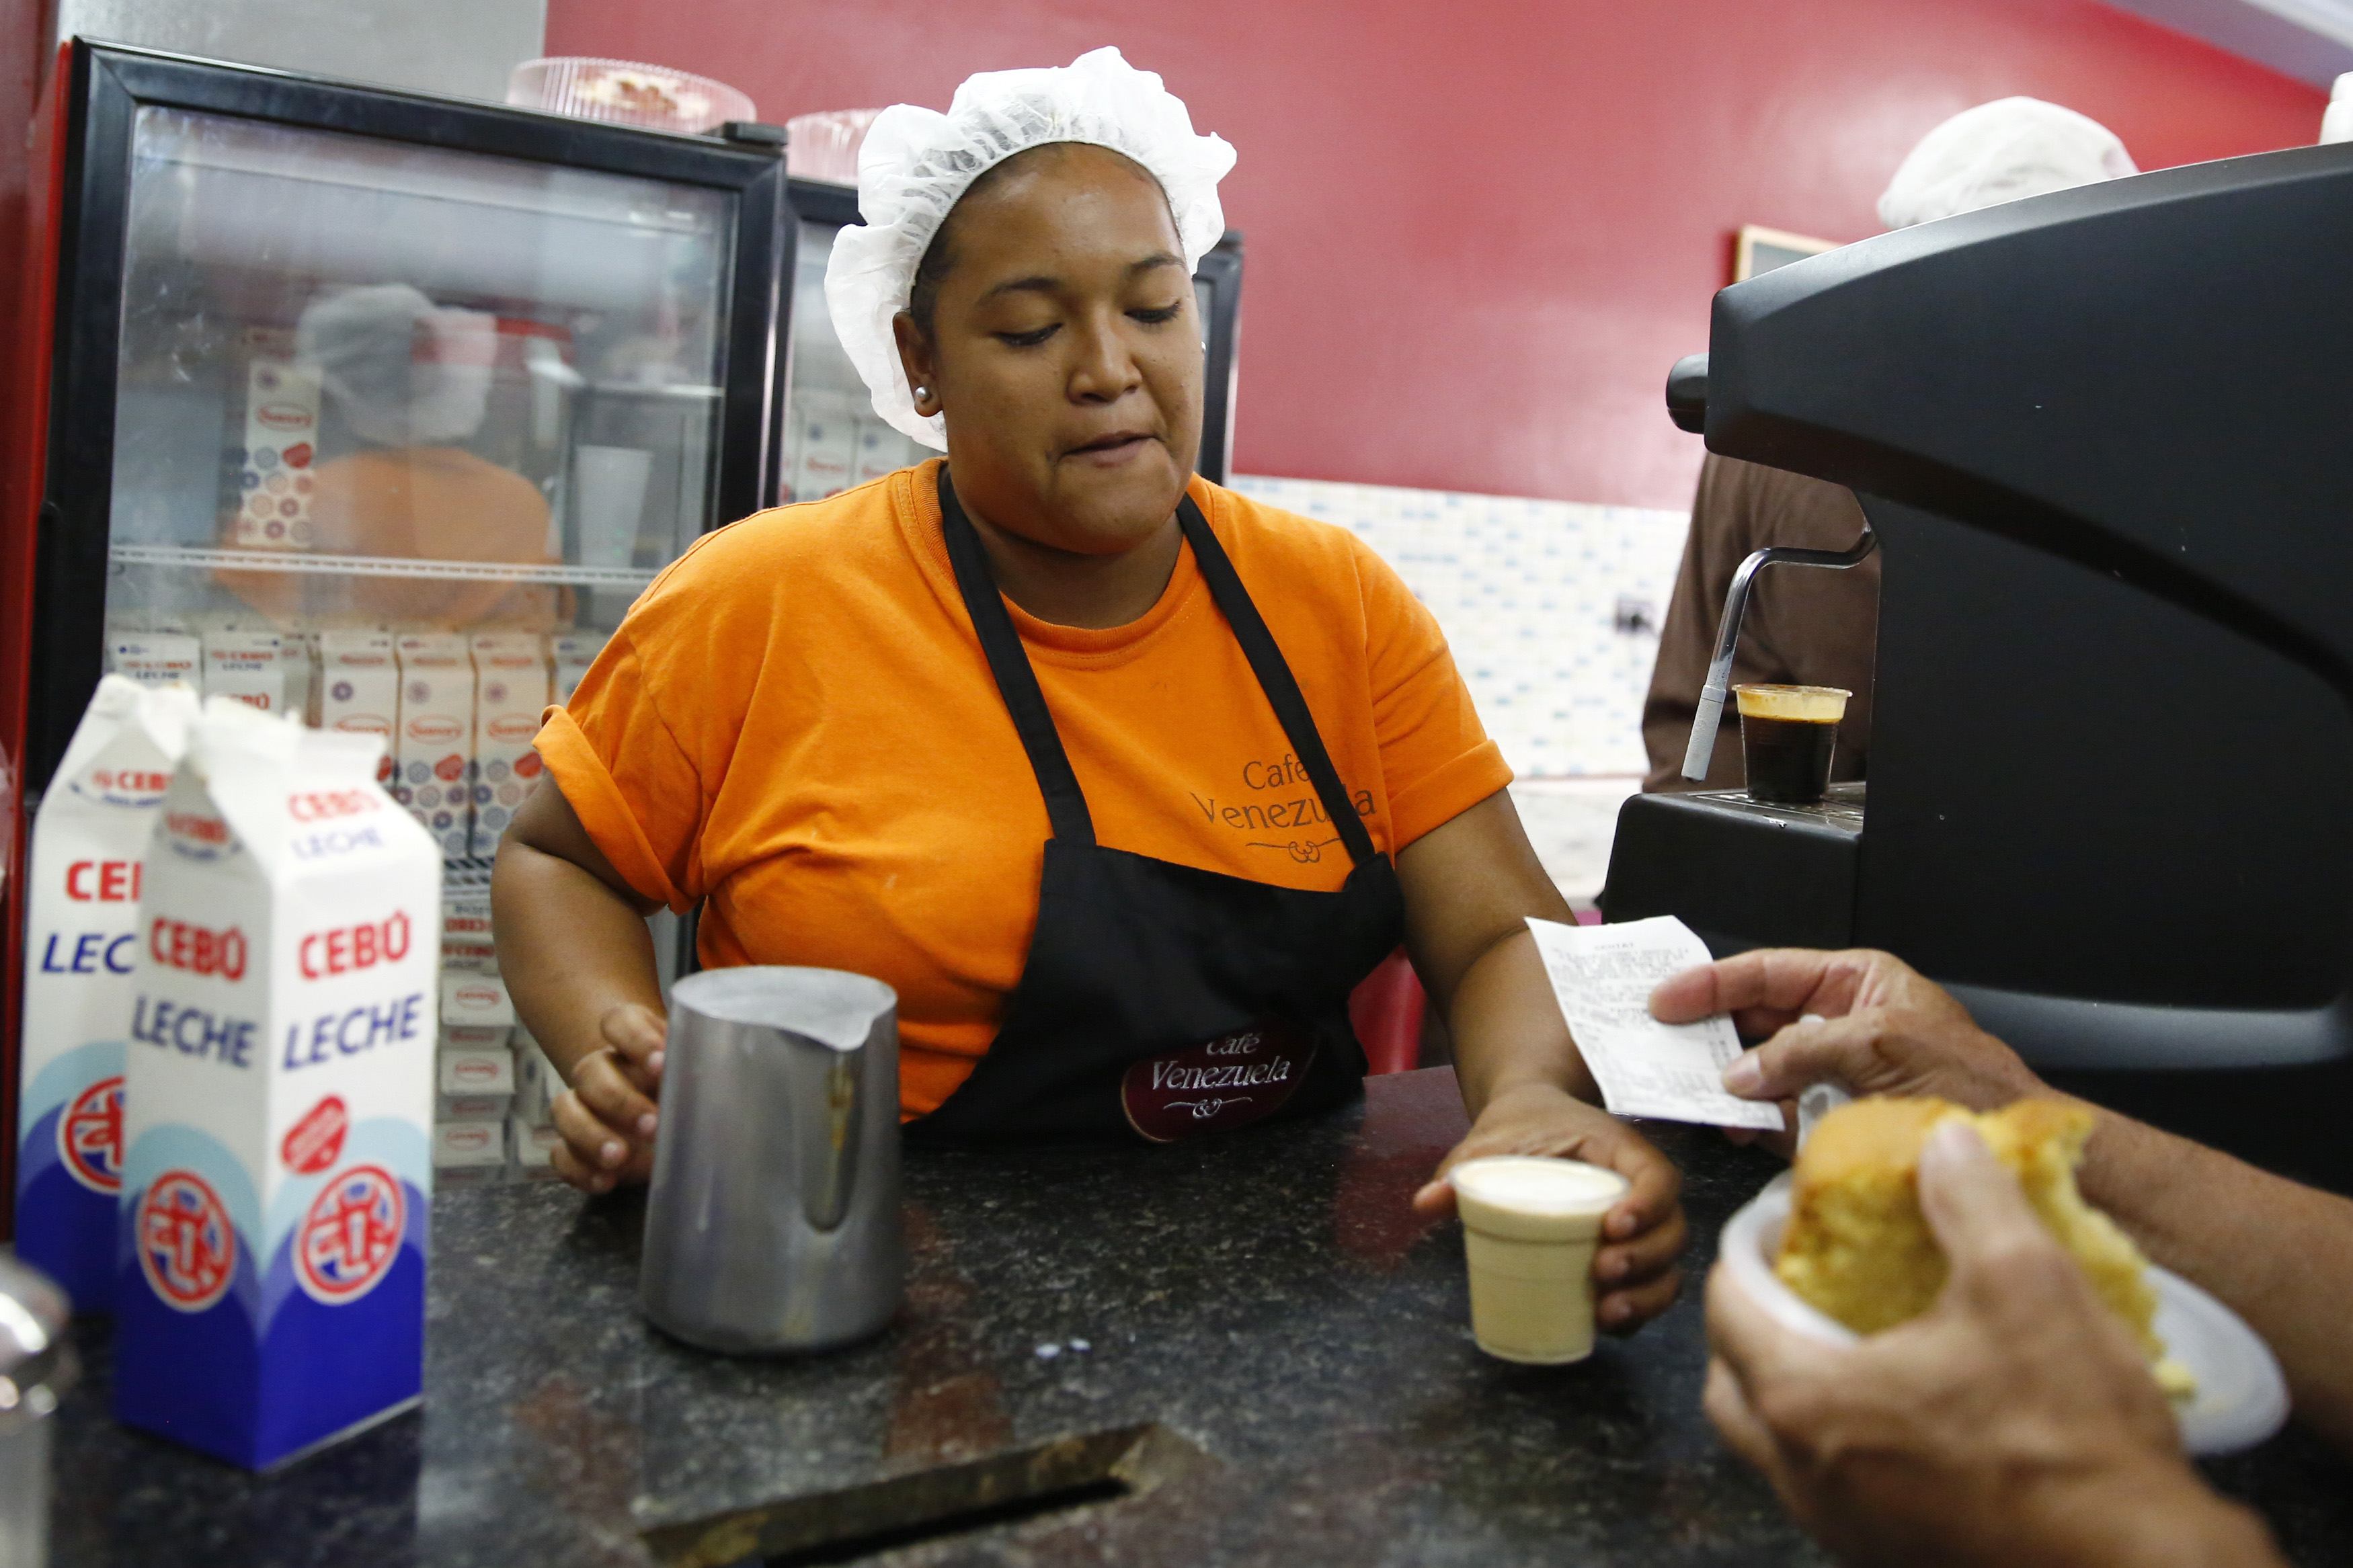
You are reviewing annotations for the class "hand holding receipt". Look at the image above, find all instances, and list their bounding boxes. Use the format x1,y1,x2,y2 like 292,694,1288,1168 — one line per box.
1527,916,1786,1131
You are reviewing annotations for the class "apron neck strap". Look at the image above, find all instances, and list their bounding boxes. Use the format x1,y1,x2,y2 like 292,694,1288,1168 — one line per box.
937,466,1379,868
939,467,1096,847
1176,498,1380,868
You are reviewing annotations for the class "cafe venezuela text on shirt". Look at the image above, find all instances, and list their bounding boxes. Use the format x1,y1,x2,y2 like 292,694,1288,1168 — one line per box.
539,460,1511,1116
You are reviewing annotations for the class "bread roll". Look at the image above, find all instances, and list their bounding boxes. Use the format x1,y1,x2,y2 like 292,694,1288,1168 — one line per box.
1774,1096,2187,1393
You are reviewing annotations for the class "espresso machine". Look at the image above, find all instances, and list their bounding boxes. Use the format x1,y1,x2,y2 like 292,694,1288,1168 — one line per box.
1604,140,2353,1184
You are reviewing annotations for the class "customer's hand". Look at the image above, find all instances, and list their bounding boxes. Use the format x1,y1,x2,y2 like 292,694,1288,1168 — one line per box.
550,1002,666,1194
1414,1082,1687,1333
1652,948,2044,1128
1704,1120,2280,1568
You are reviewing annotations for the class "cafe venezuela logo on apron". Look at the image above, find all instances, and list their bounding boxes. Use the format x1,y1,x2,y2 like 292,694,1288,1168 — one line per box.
1121,1018,1316,1143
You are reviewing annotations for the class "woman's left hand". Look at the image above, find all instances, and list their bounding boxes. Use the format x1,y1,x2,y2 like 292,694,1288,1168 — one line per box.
1412,1082,1688,1333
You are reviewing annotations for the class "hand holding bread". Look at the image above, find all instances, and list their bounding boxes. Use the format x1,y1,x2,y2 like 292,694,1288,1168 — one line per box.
1705,1118,2282,1568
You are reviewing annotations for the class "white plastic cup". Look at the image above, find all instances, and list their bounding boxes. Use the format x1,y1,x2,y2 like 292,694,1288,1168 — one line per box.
573,445,653,568
1452,1156,1629,1364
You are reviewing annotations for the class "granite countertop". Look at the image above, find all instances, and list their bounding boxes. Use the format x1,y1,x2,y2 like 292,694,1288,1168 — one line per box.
46,1069,2353,1567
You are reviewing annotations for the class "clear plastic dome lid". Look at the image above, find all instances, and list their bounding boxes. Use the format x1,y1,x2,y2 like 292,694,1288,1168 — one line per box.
506,57,756,136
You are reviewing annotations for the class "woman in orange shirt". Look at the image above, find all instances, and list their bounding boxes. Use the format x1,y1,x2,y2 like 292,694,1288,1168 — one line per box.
494,50,1689,1333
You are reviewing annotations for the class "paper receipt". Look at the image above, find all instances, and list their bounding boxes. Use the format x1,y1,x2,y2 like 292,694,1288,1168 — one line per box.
1527,915,1784,1130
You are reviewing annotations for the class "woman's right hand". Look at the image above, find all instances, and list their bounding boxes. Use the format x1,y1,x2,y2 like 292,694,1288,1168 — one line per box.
550,1002,668,1194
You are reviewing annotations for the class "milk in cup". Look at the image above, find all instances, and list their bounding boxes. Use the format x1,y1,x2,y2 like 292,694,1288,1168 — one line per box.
1451,1156,1628,1364
467,631,549,857
113,700,439,1469
14,676,198,1310
392,632,475,858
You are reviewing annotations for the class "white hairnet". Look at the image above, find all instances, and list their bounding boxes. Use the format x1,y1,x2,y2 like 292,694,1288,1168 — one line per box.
296,284,495,448
825,46,1236,450
1877,97,2137,230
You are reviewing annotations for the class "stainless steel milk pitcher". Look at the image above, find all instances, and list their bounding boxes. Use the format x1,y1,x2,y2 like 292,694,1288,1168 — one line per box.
639,967,904,1353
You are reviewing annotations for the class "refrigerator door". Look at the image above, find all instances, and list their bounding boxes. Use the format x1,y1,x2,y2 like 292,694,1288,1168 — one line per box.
777,177,1241,499
27,44,787,798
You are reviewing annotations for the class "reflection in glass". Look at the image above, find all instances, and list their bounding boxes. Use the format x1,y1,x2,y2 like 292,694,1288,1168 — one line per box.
106,105,735,636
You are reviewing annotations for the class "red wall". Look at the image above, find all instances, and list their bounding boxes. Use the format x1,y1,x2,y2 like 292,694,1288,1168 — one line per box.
547,0,2322,511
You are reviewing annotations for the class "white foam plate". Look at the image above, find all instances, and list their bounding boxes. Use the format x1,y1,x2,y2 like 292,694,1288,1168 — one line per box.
1719,1174,2289,1456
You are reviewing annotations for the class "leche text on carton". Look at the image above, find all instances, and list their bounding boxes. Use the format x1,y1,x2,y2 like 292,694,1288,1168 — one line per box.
114,700,440,1470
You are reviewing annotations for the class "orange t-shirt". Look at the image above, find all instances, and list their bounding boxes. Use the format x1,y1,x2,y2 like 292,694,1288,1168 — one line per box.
538,460,1511,1116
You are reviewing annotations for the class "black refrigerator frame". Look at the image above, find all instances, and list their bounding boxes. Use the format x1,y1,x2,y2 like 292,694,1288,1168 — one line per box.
783,177,1244,487
29,40,792,794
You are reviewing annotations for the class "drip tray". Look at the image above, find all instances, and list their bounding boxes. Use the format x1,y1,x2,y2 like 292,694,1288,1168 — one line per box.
642,1423,1214,1567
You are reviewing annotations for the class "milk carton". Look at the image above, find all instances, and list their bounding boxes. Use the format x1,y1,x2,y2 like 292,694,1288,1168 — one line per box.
231,334,319,551
280,626,317,721
109,633,202,695
431,1120,505,1185
114,701,438,1470
201,629,286,714
467,632,550,857
439,970,514,1050
392,632,475,858
315,629,397,782
551,632,602,706
438,1044,514,1093
789,391,857,501
440,886,496,975
511,1031,558,1127
15,677,198,1309
850,419,903,486
509,1120,562,1176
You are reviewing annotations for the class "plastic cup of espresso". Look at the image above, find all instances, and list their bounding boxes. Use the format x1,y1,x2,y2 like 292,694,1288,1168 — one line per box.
1451,1156,1630,1364
1734,684,1851,805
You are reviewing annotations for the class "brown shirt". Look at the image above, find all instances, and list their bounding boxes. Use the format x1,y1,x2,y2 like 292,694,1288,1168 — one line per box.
1641,454,1879,792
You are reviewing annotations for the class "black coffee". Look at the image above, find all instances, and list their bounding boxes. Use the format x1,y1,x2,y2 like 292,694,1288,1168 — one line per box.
1741,713,1837,804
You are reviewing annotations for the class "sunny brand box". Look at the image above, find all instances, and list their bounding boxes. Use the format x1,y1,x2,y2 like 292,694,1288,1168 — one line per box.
114,700,440,1469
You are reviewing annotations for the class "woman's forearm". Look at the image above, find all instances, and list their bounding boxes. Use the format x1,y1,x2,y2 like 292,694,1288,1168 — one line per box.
491,835,666,1081
1444,927,1600,1118
2075,1104,2353,1457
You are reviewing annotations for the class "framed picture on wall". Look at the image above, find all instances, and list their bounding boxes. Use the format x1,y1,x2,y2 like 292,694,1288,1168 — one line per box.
1734,224,1837,282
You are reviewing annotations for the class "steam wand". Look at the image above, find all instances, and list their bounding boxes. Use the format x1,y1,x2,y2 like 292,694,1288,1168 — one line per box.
1680,527,1879,782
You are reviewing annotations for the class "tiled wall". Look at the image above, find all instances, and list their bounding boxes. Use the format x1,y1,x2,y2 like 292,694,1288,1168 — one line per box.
1232,474,1690,779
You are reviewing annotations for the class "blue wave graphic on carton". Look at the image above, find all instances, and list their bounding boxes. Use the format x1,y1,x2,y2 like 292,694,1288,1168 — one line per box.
257,1120,430,1329
114,1122,427,1469
15,1039,128,1311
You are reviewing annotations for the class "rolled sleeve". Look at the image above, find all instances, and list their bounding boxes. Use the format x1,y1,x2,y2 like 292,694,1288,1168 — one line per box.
532,626,707,915
534,706,692,913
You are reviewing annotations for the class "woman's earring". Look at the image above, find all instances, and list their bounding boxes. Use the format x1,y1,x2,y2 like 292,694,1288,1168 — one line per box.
915,385,929,401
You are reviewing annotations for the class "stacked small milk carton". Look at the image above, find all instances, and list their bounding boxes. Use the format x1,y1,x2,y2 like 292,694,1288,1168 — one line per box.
114,698,438,1469
314,628,398,785
508,1030,563,1175
15,677,199,1309
230,330,319,550
434,969,514,1183
391,632,475,858
106,632,202,695
467,631,551,858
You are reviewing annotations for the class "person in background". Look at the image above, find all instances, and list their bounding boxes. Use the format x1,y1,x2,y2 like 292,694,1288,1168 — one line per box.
1641,98,2138,792
1648,947,2353,1566
220,284,561,628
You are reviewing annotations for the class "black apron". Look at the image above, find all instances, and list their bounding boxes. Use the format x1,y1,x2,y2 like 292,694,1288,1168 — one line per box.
912,469,1407,1144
